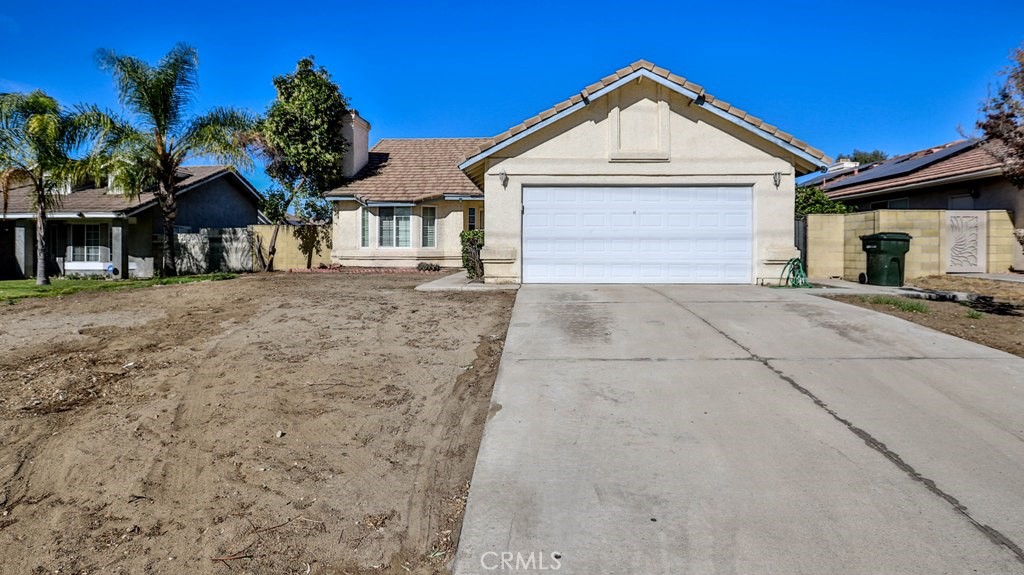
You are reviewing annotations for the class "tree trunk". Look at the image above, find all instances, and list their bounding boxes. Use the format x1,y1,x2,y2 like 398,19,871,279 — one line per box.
262,186,299,272
158,180,178,277
34,188,50,286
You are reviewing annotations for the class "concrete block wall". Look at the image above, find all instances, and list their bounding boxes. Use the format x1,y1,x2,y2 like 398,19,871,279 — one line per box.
807,209,1016,281
804,214,845,278
841,212,877,281
253,224,333,270
987,210,1017,273
877,210,944,280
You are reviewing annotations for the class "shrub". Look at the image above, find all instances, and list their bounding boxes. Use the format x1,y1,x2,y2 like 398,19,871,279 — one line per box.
416,262,441,272
460,230,485,280
796,185,853,215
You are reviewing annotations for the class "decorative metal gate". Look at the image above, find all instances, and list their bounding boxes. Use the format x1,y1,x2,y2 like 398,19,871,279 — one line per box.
945,211,987,273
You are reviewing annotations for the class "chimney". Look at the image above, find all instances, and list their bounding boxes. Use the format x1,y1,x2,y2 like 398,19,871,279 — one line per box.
341,110,370,178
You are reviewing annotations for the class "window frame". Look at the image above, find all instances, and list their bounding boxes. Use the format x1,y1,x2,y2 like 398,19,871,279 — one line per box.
421,206,437,248
70,223,103,262
360,206,370,248
467,207,477,231
378,206,412,248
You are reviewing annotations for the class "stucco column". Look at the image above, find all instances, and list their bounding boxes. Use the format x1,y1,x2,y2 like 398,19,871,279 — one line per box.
111,220,129,279
14,221,34,279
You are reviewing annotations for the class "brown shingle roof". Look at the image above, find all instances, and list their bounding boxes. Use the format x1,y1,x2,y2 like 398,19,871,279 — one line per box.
824,141,1006,199
327,138,489,203
1,166,231,216
459,59,830,167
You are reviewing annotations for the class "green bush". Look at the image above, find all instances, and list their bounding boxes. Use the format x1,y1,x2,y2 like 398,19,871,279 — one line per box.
460,230,485,280
796,185,853,215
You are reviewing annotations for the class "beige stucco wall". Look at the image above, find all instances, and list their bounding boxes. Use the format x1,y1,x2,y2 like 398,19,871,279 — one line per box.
477,79,812,284
253,225,332,270
331,200,480,267
807,210,1015,280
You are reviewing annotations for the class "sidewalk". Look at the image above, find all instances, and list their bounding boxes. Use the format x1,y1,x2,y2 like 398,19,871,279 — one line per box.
415,270,519,292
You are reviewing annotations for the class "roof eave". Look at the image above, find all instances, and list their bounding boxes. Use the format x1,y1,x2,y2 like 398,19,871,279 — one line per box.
459,67,830,173
827,168,1004,200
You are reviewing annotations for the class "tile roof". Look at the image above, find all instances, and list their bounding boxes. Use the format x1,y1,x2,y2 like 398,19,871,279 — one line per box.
459,59,830,168
823,141,1006,199
1,166,231,216
327,138,490,203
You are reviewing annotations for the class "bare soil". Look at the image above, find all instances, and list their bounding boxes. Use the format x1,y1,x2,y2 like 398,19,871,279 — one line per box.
831,275,1024,358
0,273,515,575
908,275,1024,305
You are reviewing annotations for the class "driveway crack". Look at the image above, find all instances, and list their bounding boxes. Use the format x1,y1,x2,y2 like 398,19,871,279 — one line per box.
644,286,1024,565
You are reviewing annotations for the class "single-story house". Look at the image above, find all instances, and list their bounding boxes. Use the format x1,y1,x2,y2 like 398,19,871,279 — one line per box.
329,60,830,284
811,139,1024,269
0,166,266,279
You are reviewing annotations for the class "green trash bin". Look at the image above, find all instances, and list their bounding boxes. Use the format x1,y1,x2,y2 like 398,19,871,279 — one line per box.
859,232,912,286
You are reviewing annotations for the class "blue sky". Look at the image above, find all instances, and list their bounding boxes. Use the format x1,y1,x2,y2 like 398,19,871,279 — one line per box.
2,0,1022,191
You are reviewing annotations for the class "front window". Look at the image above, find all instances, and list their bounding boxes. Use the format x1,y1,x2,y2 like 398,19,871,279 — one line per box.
360,207,370,247
378,207,411,247
421,206,436,248
468,207,477,230
70,224,102,262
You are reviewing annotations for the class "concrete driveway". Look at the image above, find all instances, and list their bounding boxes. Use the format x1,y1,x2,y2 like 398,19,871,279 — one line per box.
454,285,1024,575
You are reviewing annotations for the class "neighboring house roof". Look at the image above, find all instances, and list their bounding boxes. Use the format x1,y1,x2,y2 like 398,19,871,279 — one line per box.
0,166,260,218
821,140,1006,200
327,138,490,203
458,59,831,175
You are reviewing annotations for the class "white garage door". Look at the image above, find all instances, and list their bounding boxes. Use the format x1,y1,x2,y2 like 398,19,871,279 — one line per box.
522,186,753,284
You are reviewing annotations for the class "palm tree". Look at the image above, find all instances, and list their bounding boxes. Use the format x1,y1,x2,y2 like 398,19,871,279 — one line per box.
0,91,108,285
96,43,254,276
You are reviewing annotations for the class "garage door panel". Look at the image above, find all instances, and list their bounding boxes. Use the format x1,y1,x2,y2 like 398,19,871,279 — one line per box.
523,186,752,284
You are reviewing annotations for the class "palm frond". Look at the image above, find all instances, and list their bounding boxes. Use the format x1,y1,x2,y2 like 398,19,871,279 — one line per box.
179,107,256,171
96,43,199,137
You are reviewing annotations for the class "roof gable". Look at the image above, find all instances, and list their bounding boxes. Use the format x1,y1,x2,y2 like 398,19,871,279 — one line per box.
458,60,830,175
0,166,260,219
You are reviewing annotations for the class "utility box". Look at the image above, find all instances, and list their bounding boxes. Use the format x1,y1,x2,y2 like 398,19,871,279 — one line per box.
860,232,912,286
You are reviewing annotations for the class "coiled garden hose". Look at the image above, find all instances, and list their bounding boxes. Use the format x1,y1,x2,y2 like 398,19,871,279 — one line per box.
778,257,812,288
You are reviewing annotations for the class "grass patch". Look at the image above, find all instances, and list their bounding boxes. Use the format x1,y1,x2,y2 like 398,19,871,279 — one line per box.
859,295,930,313
965,309,985,320
0,272,237,304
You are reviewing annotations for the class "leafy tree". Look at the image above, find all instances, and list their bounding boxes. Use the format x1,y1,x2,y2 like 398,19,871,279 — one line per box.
0,91,108,285
795,185,852,215
835,149,888,165
978,42,1024,187
292,198,333,269
96,43,254,276
253,57,348,271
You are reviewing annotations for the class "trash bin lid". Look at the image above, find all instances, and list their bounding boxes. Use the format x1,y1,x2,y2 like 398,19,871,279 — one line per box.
860,232,913,241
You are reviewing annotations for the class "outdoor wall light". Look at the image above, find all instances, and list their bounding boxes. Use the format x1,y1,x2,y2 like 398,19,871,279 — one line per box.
773,171,782,189
498,168,509,188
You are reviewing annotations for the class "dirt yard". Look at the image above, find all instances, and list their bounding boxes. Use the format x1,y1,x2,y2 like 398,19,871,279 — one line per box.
831,275,1024,358
0,273,515,575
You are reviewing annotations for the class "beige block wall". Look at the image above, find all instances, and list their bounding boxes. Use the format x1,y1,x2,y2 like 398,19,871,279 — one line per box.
806,209,1016,281
988,209,1016,273
804,214,845,278
331,200,477,267
479,81,811,284
252,225,332,270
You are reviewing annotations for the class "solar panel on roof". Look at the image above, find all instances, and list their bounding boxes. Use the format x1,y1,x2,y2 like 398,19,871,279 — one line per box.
827,140,978,189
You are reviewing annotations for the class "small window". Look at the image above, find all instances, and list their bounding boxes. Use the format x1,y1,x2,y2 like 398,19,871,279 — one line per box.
421,206,436,248
360,207,370,247
468,207,477,231
888,198,909,209
378,207,411,247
